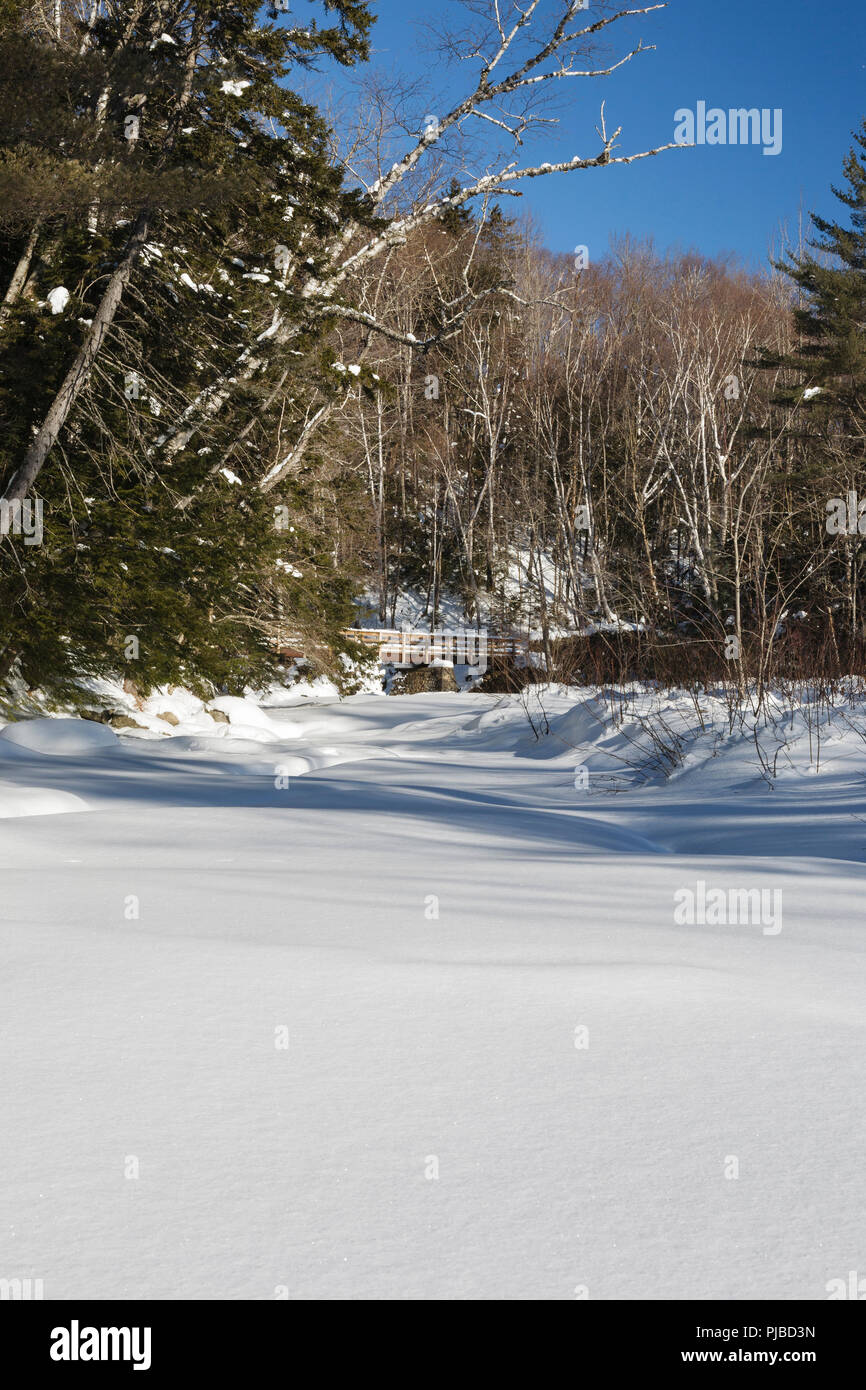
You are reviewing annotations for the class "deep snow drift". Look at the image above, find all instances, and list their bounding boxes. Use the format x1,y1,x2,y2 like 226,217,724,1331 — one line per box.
1,684,864,1299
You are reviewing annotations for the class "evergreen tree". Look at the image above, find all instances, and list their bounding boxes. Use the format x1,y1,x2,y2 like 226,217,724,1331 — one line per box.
766,120,866,637
0,0,375,696
772,119,866,439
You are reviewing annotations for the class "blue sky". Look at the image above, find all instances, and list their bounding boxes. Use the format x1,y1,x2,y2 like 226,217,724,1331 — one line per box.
318,0,866,272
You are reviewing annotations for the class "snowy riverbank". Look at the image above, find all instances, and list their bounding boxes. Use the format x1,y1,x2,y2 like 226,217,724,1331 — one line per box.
1,685,864,1298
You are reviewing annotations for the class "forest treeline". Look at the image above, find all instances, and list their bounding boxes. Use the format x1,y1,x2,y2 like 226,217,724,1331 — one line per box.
1,1,864,699
331,206,866,692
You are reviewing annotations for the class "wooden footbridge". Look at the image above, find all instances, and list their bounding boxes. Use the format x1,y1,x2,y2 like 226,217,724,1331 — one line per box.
340,628,529,668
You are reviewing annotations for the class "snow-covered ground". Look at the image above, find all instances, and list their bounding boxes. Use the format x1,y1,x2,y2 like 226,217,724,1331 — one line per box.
1,684,864,1300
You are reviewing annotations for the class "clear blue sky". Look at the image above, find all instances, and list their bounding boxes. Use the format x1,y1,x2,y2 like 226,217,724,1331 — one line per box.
321,0,866,272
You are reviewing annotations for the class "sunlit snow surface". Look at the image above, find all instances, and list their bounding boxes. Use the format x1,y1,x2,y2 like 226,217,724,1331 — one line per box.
1,686,863,1299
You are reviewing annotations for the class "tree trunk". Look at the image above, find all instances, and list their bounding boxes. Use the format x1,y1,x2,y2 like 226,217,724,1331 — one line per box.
0,221,41,323
2,211,151,505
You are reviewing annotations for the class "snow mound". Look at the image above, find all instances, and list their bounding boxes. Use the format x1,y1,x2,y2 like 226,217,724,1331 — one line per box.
142,688,206,722
207,696,304,741
0,785,87,818
0,718,118,756
546,697,608,746
517,696,609,760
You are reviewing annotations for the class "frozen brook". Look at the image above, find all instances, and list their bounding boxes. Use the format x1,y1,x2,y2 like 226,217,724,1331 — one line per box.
0,685,863,1299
